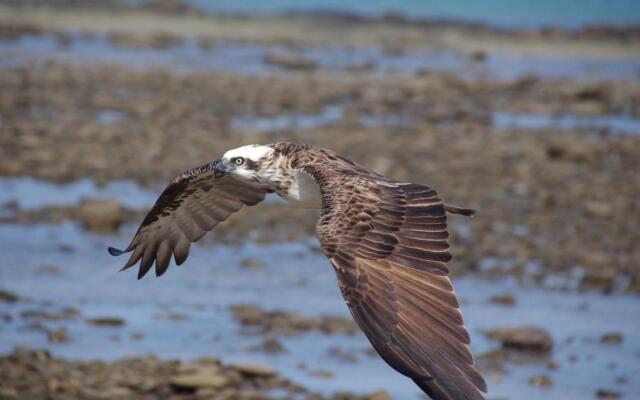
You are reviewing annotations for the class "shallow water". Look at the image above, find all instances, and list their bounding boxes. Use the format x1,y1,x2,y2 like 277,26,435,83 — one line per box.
231,104,415,133
493,112,640,136
232,105,345,132
170,0,640,29
232,104,640,137
2,34,639,80
0,177,158,210
1,218,638,399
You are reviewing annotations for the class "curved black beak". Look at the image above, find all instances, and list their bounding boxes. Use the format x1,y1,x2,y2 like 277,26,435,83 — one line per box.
213,159,227,178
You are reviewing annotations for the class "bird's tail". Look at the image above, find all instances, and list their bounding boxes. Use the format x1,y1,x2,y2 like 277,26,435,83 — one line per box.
443,204,476,217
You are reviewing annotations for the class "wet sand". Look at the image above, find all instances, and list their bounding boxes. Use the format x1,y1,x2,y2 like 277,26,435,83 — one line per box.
0,1,639,399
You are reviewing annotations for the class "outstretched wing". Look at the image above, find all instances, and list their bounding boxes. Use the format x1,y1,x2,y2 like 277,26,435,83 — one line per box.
316,181,486,400
108,162,269,279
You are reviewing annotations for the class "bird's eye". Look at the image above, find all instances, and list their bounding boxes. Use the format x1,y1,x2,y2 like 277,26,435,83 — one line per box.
232,157,245,165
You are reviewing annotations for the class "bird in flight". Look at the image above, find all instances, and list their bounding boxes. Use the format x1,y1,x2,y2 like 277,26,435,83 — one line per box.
109,142,486,400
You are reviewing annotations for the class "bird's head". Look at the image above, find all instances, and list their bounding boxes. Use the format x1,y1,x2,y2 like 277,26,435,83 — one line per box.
214,144,280,187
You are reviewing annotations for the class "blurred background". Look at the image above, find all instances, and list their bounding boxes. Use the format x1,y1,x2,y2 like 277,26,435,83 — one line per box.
0,1,639,399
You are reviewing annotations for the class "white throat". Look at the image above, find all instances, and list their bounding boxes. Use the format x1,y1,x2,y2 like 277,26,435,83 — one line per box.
280,169,321,209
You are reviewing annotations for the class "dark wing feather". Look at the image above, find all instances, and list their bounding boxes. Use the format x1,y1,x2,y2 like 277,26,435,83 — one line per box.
108,162,268,279
317,181,486,400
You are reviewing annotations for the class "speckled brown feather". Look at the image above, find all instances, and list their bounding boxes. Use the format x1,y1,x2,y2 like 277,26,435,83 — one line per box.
108,161,269,279
281,143,487,400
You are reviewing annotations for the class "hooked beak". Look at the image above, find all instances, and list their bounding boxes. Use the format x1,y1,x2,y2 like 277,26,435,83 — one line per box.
213,159,227,178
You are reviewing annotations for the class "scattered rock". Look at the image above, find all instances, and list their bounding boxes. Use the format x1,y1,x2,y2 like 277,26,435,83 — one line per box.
239,258,264,270
615,376,628,385
77,198,124,233
529,374,554,388
330,391,392,400
153,312,188,321
108,31,182,49
231,362,276,378
365,391,392,400
470,49,487,61
47,327,71,343
327,346,358,363
584,201,613,218
141,0,204,15
20,308,78,320
580,268,616,292
545,138,597,162
596,389,621,399
484,326,553,352
85,317,125,326
489,294,516,306
0,289,18,303
0,348,327,399
230,304,359,336
264,50,318,71
169,371,228,393
600,332,624,345
246,336,286,354
309,369,334,379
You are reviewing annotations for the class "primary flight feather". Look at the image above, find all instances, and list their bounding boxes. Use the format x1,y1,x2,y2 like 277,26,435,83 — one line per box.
109,142,486,400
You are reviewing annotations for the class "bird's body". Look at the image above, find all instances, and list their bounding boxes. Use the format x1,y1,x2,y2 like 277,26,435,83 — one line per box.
109,142,486,400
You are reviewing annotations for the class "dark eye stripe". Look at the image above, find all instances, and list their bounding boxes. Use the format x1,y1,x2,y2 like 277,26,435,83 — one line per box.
244,159,258,170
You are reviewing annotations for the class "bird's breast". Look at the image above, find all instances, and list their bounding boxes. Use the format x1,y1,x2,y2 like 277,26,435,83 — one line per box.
278,169,322,209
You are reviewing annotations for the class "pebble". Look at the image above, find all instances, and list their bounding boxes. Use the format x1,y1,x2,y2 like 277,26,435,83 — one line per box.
600,332,624,345
489,294,516,306
231,362,277,378
85,317,125,326
596,389,621,399
0,289,18,303
529,374,554,388
77,198,124,233
484,326,553,352
47,327,71,343
169,371,228,392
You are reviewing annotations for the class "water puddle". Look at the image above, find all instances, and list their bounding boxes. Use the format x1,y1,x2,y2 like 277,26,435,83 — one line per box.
0,221,638,399
232,105,345,132
0,177,158,210
493,111,640,136
483,53,640,81
231,105,638,136
1,34,639,80
231,104,415,132
95,110,129,125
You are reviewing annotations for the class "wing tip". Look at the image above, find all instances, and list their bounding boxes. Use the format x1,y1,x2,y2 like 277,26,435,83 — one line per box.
108,247,125,256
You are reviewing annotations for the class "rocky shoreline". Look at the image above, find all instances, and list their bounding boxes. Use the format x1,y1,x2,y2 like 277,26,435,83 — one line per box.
1,2,639,399
2,0,640,59
0,347,393,400
1,62,638,293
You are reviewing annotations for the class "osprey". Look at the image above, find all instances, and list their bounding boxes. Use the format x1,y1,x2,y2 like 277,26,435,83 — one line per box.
109,142,487,400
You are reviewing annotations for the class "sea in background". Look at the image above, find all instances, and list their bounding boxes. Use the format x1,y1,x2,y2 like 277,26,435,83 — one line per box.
134,0,640,28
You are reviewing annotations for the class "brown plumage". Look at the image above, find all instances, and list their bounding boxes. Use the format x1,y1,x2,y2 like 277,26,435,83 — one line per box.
109,142,486,399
